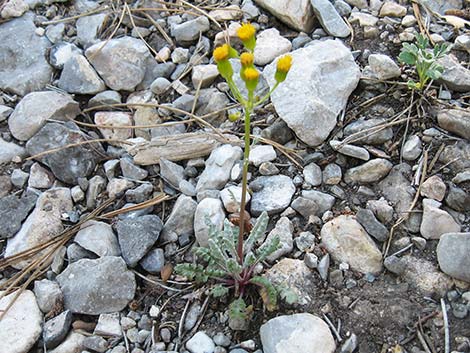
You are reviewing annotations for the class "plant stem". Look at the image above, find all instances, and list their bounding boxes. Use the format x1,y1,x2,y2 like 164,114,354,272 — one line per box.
237,102,252,264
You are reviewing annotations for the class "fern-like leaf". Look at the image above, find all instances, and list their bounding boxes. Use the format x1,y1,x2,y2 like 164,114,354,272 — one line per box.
175,263,209,283
255,235,281,262
211,284,229,298
244,211,269,254
229,298,248,321
250,276,278,311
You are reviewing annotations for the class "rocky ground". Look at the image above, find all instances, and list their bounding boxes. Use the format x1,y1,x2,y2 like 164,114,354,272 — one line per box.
0,0,470,352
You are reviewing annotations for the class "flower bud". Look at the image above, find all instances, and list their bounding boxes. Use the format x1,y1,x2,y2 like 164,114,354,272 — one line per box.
241,67,259,92
213,44,234,80
240,52,254,67
237,23,256,52
274,55,293,83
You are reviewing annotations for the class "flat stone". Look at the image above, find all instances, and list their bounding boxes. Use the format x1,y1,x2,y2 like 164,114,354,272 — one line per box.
445,185,470,212
120,157,148,181
254,28,292,66
8,91,79,141
250,175,295,215
420,199,460,239
76,14,107,48
0,290,43,353
160,158,185,189
194,198,225,247
0,138,25,164
264,40,360,146
349,12,378,26
208,4,242,21
196,144,243,193
402,135,422,161
310,0,351,37
0,192,37,239
253,0,315,32
323,163,342,185
26,122,104,184
5,188,73,269
321,215,383,274
48,332,85,353
452,170,470,184
43,310,72,349
437,55,470,92
301,189,335,216
260,313,336,353
379,1,407,17
368,54,401,80
344,159,393,184
330,140,370,161
49,42,82,69
0,12,53,95
343,118,393,145
94,312,122,337
33,279,63,313
420,175,446,201
437,232,470,282
186,331,215,353
171,16,210,43
116,215,163,267
291,197,319,218
356,208,388,242
419,0,462,15
89,90,122,107
57,256,136,315
437,109,470,140
94,112,132,146
161,194,197,241
86,37,151,91
220,185,251,213
74,220,121,257
58,54,105,94
439,141,470,174
139,248,165,274
262,217,294,262
28,162,54,189
191,64,219,88
249,145,277,166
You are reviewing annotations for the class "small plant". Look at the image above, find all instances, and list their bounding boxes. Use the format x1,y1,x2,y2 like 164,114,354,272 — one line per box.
398,33,450,90
175,23,294,326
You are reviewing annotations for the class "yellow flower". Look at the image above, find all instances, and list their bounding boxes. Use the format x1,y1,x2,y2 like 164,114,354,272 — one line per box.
237,23,256,42
277,55,292,73
213,44,230,63
240,52,254,66
243,67,259,81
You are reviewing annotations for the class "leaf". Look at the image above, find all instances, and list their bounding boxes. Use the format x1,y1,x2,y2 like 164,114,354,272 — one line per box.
210,284,229,298
250,276,278,311
244,211,269,254
175,263,209,283
407,79,418,90
426,68,442,80
226,258,243,276
398,51,416,65
256,235,281,262
161,263,173,282
229,298,248,321
278,286,299,305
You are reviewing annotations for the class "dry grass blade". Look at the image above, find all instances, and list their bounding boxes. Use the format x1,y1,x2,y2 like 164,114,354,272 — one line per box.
40,6,108,25
99,193,171,219
254,135,303,169
124,3,159,58
143,12,174,47
72,118,197,130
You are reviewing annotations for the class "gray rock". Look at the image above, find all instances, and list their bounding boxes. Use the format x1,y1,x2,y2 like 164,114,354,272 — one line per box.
171,17,210,43
303,162,322,186
0,192,37,239
379,1,406,17
402,135,422,161
83,335,108,352
186,331,215,353
253,0,315,32
262,217,294,262
116,215,163,267
420,175,446,201
45,23,65,43
161,194,197,241
445,185,470,212
94,312,122,337
126,183,153,203
260,313,336,353
264,40,360,146
57,256,136,315
420,199,460,239
0,138,25,163
0,12,53,95
120,158,148,181
196,145,243,193
74,220,121,257
139,248,165,274
249,145,277,166
250,175,295,215
28,162,54,189
437,55,470,92
310,0,351,37
0,105,13,122
194,198,225,247
356,208,388,242
384,255,406,275
160,158,185,189
301,189,336,216
323,163,342,185
1,0,29,18
291,197,319,218
437,233,470,282
5,188,73,269
139,62,176,90
88,90,122,108
261,118,294,144
86,175,106,210
33,278,63,313
10,168,29,188
26,122,104,184
317,253,330,281
9,91,79,141
49,42,82,69
344,159,393,184
86,37,151,91
150,77,172,95
368,53,401,80
321,215,383,274
304,253,318,269
76,14,107,48
419,0,462,15
43,310,72,349
0,290,43,353
295,231,315,251
452,170,470,184
330,140,370,161
47,332,85,353
439,141,470,174
58,54,106,94
220,185,251,213
340,334,358,353
191,64,219,88
437,109,470,140
254,28,292,66
343,118,393,145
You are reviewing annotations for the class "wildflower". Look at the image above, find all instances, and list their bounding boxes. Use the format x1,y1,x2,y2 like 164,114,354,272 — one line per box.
213,44,230,63
275,55,293,83
240,52,254,67
241,67,259,92
213,44,236,80
237,23,256,51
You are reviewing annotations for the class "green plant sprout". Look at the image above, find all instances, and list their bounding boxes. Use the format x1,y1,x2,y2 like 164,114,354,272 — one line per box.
398,33,450,90
175,23,295,325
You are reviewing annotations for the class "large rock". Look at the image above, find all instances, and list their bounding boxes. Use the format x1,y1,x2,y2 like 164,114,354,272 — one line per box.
0,290,43,353
0,12,53,95
264,40,360,146
5,188,73,269
194,198,225,247
161,194,197,241
250,175,295,215
26,122,104,184
85,37,152,91
344,158,393,184
254,28,292,66
438,141,470,174
57,256,136,315
0,192,37,239
437,55,470,92
310,0,351,37
74,220,121,257
0,138,25,164
116,215,163,267
437,232,470,282
260,313,336,353
8,91,79,141
58,54,106,94
420,199,460,239
321,215,383,274
253,0,315,32
437,109,470,140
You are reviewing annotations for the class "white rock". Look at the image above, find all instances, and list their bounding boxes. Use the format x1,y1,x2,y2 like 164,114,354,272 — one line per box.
401,15,417,27
264,40,360,146
220,185,251,213
0,290,43,353
208,5,242,21
48,332,85,353
344,158,393,184
94,111,132,146
194,198,225,247
368,53,401,80
253,0,315,32
254,28,292,66
28,162,54,189
74,220,121,257
0,138,25,164
303,162,322,186
94,312,123,337
186,331,215,353
249,145,277,166
191,64,219,88
260,313,336,353
402,135,422,161
1,0,28,19
420,199,460,239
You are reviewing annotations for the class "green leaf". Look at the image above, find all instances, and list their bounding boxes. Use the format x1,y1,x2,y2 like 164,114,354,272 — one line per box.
175,263,209,283
407,79,418,90
426,68,442,80
229,298,248,321
226,258,243,275
398,51,416,65
243,251,257,267
211,284,229,298
250,276,278,311
244,211,269,254
279,287,299,305
256,235,281,262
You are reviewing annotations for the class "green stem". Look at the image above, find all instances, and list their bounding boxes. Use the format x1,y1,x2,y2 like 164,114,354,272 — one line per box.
254,82,279,107
237,96,253,265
